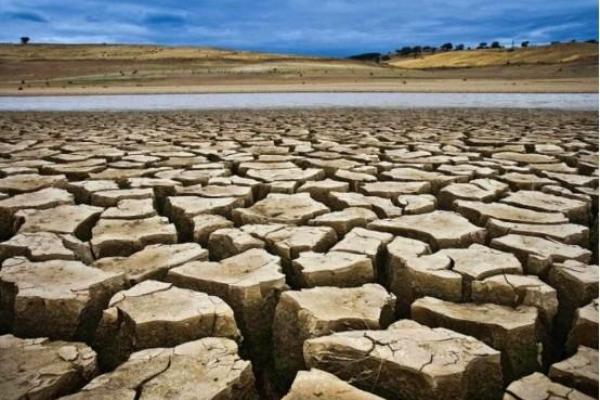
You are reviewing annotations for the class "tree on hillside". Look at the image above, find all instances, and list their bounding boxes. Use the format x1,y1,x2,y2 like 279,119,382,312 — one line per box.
20,37,30,45
521,41,530,48
477,42,488,49
455,44,465,51
440,42,453,51
490,41,501,48
396,46,413,55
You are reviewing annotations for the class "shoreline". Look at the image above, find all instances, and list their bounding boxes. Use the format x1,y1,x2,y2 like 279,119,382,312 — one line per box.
1,78,597,97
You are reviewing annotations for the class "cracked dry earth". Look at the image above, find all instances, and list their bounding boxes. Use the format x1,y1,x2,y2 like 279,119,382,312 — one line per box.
0,108,597,400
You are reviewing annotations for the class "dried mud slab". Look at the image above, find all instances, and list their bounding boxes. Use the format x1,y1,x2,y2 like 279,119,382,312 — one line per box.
59,338,256,400
491,234,592,275
0,334,98,400
165,196,244,240
308,207,378,236
547,261,599,342
566,299,599,353
411,296,540,381
94,280,240,369
90,216,177,258
0,109,596,399
15,204,103,240
0,257,126,340
233,193,330,225
101,198,157,219
0,188,74,239
504,372,594,400
304,319,503,400
1,231,93,264
471,274,558,323
454,200,569,225
486,218,589,246
0,174,67,195
166,248,287,348
548,346,598,397
93,242,207,285
207,227,265,260
273,284,395,383
281,369,384,400
291,251,375,288
368,210,486,250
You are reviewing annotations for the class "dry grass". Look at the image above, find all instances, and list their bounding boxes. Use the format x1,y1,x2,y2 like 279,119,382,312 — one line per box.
388,43,598,69
0,43,597,94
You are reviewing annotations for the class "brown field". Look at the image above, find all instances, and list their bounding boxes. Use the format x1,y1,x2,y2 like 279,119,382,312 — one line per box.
0,42,597,94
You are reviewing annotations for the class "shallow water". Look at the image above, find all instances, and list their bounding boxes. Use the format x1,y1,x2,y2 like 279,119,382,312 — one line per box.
0,92,597,111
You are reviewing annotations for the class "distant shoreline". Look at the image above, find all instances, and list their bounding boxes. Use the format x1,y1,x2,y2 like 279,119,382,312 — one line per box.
1,78,597,97
1,92,596,112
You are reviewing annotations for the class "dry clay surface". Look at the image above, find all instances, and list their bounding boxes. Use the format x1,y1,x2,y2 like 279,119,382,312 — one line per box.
0,109,597,400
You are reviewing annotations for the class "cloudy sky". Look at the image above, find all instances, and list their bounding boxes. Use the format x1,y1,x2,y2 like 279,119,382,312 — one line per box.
0,0,597,56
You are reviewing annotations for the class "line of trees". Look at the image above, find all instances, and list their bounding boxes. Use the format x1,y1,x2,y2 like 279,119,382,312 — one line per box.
392,38,597,57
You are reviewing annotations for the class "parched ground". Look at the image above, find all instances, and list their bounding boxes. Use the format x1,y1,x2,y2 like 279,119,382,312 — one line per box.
0,109,598,400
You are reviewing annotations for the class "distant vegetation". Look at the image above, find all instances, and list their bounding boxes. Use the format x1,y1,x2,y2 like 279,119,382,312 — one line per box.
348,38,599,61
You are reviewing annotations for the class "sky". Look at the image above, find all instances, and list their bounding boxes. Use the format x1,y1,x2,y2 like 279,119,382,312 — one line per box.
0,0,597,56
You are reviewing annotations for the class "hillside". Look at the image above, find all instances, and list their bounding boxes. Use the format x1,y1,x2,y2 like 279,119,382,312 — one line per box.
0,43,596,94
0,43,312,62
387,43,598,69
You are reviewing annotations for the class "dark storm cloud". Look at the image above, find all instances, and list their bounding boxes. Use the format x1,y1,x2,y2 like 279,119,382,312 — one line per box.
0,0,596,56
2,10,48,23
